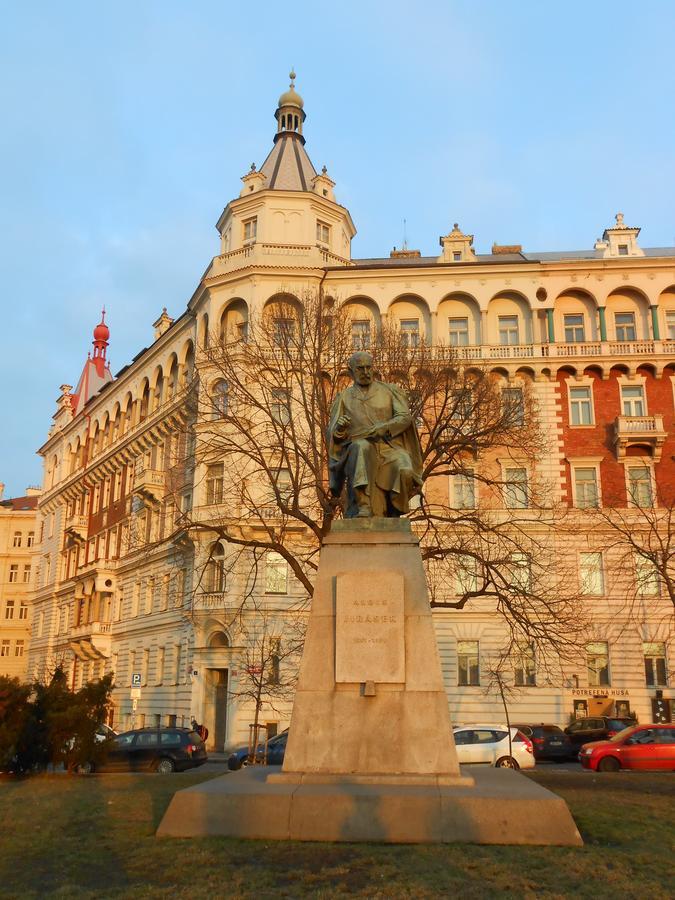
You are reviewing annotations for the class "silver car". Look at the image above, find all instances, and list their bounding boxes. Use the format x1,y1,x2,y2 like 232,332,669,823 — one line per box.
453,724,535,769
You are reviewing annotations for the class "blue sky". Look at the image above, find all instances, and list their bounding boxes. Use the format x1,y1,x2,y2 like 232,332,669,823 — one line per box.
1,1,674,497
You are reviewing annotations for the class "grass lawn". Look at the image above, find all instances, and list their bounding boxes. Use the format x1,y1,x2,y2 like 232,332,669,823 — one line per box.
0,768,673,899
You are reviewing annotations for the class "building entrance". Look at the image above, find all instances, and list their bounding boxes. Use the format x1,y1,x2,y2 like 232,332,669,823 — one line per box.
204,668,228,752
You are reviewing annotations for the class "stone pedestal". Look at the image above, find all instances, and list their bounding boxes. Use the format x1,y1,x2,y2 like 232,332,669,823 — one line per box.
157,518,582,846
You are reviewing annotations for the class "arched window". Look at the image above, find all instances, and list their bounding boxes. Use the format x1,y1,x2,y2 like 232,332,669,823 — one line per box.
212,380,229,418
205,542,226,593
208,630,230,648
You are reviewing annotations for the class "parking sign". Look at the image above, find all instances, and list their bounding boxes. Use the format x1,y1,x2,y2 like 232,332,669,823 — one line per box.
131,673,142,687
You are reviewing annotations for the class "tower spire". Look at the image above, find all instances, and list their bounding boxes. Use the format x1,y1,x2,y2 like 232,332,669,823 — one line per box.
275,68,306,143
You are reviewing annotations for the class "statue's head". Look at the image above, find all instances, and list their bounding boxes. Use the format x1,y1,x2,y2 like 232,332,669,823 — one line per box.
347,351,374,387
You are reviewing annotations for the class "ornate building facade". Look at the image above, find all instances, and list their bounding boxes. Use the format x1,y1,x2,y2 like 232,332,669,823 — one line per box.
28,75,674,747
0,485,40,679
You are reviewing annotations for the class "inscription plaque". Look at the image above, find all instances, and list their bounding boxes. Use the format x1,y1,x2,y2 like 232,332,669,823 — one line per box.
335,570,405,683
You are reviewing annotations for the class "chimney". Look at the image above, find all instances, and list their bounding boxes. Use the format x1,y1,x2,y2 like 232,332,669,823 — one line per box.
153,308,174,341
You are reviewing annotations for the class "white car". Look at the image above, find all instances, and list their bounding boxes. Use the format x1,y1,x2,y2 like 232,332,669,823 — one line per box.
453,724,535,769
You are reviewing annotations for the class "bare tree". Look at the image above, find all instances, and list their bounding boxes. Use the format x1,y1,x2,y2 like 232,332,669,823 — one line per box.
181,290,587,663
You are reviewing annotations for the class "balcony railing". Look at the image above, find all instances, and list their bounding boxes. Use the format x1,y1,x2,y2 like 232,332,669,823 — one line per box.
614,415,667,459
64,513,88,541
133,468,165,504
69,621,112,659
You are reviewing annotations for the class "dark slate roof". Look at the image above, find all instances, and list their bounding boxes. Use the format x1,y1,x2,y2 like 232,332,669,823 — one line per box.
259,133,317,191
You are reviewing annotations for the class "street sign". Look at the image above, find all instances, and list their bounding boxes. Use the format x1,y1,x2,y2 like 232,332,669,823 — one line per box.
131,673,142,687
130,687,141,700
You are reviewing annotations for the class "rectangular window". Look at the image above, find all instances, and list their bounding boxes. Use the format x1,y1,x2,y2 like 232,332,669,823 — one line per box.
666,310,675,340
504,467,528,509
274,468,293,501
643,642,668,687
272,318,295,347
564,313,585,343
627,466,653,507
19,602,28,620
574,467,599,508
8,565,18,583
205,463,224,505
617,244,629,256
5,600,15,620
268,637,281,685
27,532,35,547
586,641,610,686
509,552,532,591
265,551,288,594
454,555,479,595
452,251,462,262
448,317,469,346
579,551,604,595
514,643,536,686
451,389,472,420
15,640,24,658
243,217,257,242
457,640,480,686
1,641,9,658
569,386,593,425
400,319,420,348
615,312,637,341
498,315,519,346
502,387,524,426
12,532,21,548
621,384,646,416
156,646,165,686
270,389,291,425
635,554,660,596
351,320,371,350
451,470,476,509
316,221,331,243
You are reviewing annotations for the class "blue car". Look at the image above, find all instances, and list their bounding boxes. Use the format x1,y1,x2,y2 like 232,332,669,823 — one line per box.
227,729,288,770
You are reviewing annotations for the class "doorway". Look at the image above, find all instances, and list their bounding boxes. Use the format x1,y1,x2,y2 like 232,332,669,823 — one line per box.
205,668,228,752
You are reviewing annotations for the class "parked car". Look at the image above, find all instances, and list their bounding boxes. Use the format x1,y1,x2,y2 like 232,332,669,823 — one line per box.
452,725,535,769
579,724,675,772
78,727,207,774
565,716,637,753
227,729,289,771
95,723,117,742
513,724,574,761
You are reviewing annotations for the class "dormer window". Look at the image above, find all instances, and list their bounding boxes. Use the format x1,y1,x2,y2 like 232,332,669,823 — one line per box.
618,244,629,255
453,252,462,261
243,217,257,243
316,221,331,244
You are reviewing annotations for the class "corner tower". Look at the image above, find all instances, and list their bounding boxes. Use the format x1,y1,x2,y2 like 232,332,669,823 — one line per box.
213,72,356,270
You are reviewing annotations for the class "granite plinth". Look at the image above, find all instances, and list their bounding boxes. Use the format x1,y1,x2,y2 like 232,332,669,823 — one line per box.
156,765,583,846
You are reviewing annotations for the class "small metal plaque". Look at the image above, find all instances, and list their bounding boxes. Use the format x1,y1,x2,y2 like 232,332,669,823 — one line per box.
335,571,405,683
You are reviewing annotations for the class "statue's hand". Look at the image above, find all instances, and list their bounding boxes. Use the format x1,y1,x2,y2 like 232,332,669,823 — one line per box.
335,414,351,437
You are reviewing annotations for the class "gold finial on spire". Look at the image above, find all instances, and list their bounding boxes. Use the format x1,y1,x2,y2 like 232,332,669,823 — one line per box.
289,68,296,87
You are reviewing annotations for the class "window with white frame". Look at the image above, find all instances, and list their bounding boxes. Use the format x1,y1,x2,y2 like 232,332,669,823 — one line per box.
274,468,293,502
19,602,27,620
205,463,224,505
22,565,31,583
643,642,668,686
1,641,9,657
579,551,604,595
620,384,646,416
615,312,637,341
502,387,524,426
12,532,21,548
627,465,653,507
564,313,586,343
243,217,257,242
400,319,420,348
635,553,660,596
8,565,18,583
270,388,291,425
451,388,472,421
573,467,599,508
509,552,531,591
5,600,14,620
316,221,331,244
498,315,519,345
457,640,480,686
504,467,528,508
451,470,476,509
666,310,675,340
454,554,479,595
514,643,536,686
448,317,469,346
569,385,593,425
15,640,24,657
351,319,371,350
265,551,288,594
27,531,35,547
206,542,226,593
211,380,229,418
586,641,610,686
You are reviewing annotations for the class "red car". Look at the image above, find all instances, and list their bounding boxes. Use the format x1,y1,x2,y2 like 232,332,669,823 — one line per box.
579,724,675,772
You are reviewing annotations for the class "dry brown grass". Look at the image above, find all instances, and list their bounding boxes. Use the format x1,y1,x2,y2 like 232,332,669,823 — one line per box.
0,768,673,898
